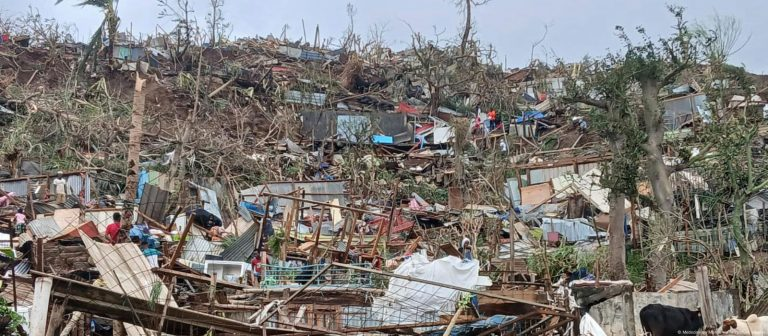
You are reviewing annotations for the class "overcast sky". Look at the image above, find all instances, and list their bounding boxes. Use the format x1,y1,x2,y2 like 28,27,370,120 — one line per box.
3,0,766,73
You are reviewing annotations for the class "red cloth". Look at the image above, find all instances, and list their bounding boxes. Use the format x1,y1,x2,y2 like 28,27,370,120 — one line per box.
488,110,497,120
251,257,262,273
397,102,420,114
105,222,121,244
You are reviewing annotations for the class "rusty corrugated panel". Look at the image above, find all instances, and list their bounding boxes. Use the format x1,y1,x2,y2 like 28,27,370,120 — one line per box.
0,180,28,196
139,184,169,224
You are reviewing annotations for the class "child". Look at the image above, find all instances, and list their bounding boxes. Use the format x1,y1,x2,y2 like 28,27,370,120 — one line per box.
14,208,26,236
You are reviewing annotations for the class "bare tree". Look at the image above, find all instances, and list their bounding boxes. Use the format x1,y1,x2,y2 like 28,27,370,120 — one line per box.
453,0,491,55
158,0,196,64
206,0,230,47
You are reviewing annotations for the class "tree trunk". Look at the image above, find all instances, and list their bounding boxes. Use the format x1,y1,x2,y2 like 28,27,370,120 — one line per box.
123,74,146,213
460,0,471,55
639,78,674,290
607,192,628,280
106,5,118,66
729,197,753,266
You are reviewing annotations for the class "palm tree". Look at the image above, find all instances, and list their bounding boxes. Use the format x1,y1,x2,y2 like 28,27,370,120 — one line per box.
56,0,119,73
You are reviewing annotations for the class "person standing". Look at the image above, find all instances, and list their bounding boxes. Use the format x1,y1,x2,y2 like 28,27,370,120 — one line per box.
105,212,122,245
251,253,263,286
15,208,26,236
488,109,497,130
53,171,68,204
459,237,473,261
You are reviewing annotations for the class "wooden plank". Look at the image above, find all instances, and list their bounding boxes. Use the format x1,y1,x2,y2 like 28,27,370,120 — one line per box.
30,277,53,336
439,243,462,258
520,183,553,206
696,266,718,332
448,187,464,210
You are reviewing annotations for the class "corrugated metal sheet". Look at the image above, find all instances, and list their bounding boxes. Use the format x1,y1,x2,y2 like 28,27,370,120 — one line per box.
241,181,347,210
0,180,28,196
138,184,170,224
219,222,257,262
285,90,326,106
577,162,600,174
49,174,92,203
529,165,576,185
28,218,62,238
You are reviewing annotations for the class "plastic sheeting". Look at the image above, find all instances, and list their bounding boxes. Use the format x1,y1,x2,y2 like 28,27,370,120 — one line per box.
372,254,479,325
136,169,149,201
191,182,222,220
580,313,608,336
540,218,606,242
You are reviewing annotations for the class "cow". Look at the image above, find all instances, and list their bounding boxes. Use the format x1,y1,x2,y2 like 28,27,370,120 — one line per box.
720,314,768,335
639,303,703,336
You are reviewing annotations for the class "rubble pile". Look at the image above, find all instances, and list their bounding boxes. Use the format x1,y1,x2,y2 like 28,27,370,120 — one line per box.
0,11,765,336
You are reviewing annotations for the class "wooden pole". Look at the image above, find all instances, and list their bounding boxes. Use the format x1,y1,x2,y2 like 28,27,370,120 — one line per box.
383,180,401,250
7,228,17,312
208,273,217,315
309,205,325,263
695,266,717,333
156,276,176,334
123,73,146,217
256,197,271,255
164,214,195,268
30,277,53,336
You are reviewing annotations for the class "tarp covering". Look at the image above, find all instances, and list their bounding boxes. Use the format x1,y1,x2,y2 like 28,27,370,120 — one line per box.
580,313,608,336
540,218,606,242
425,315,521,336
372,254,479,325
514,110,545,124
82,235,177,336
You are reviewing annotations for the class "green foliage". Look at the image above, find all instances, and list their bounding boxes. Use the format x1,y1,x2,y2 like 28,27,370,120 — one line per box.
148,281,164,310
626,248,647,285
267,231,284,257
219,235,238,250
0,298,26,335
402,181,448,204
526,244,606,279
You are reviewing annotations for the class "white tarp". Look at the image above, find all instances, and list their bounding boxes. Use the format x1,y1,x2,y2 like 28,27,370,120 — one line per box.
551,169,630,213
191,182,223,220
580,313,608,336
540,218,606,242
372,254,479,325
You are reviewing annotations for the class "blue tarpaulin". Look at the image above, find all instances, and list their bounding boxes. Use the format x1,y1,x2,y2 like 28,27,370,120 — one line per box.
136,169,149,201
426,315,521,336
372,134,394,144
514,110,546,124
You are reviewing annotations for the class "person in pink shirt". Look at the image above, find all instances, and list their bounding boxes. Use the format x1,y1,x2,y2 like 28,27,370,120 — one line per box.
15,208,26,235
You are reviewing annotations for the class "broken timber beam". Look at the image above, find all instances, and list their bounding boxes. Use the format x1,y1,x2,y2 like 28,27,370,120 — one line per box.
30,271,294,335
330,262,563,311
164,214,195,268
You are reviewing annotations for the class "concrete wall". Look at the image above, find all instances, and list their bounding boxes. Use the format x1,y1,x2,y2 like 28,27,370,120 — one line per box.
589,290,738,336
